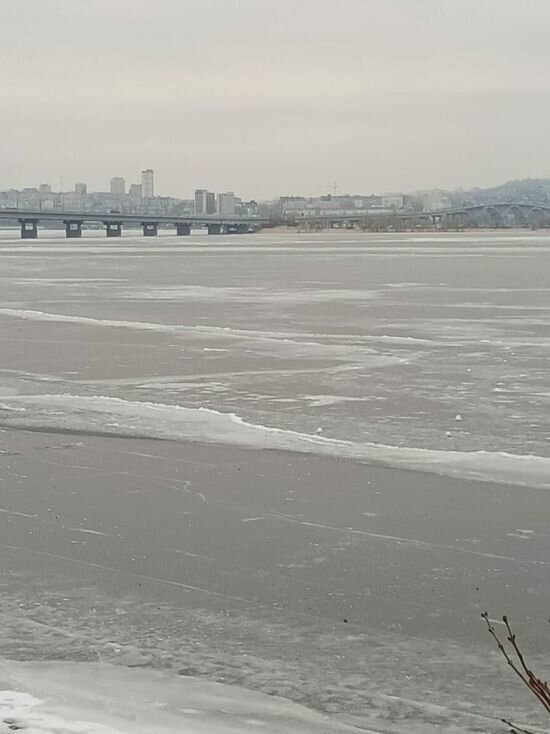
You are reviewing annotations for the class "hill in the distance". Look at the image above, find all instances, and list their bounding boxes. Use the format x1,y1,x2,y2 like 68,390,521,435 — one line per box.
450,178,550,207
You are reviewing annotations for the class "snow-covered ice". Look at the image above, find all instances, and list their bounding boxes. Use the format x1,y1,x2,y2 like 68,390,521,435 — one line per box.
0,660,365,734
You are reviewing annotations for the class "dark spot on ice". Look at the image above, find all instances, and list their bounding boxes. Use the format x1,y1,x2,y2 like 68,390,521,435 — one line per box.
4,720,24,731
178,667,198,677
343,618,349,623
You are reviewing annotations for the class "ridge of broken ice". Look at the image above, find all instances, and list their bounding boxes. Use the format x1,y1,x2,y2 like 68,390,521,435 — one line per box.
1,393,550,489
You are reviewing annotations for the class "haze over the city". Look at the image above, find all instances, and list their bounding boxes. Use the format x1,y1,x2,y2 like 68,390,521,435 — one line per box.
3,0,550,199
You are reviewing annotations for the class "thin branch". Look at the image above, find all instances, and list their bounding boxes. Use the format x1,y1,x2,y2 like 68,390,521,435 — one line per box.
482,612,550,716
482,613,531,687
502,616,550,713
501,718,536,734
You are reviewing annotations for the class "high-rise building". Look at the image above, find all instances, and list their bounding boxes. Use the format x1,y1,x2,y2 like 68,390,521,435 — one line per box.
110,177,126,195
194,189,207,215
217,192,236,216
195,189,217,215
195,189,216,216
206,192,216,214
129,184,142,202
74,182,87,195
141,169,154,199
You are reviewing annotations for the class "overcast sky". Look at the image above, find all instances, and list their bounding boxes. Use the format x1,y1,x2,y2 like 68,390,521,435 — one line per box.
2,0,550,199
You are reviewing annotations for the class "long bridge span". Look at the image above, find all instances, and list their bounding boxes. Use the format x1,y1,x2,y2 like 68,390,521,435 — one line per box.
0,209,270,239
287,203,550,230
400,203,550,229
2,203,550,239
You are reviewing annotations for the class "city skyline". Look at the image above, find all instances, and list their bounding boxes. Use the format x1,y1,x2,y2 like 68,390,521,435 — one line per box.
6,170,550,208
3,1,550,199
7,172,550,227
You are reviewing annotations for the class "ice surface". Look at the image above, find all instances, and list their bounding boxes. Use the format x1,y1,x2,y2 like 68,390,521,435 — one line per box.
1,393,550,488
0,659,363,733
0,308,406,365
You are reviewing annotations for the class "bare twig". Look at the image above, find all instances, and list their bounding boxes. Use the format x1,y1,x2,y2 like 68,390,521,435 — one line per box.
482,613,531,689
501,718,536,734
482,611,550,729
502,616,550,713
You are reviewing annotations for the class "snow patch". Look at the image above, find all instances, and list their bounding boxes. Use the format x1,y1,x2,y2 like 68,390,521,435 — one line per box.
0,660,362,733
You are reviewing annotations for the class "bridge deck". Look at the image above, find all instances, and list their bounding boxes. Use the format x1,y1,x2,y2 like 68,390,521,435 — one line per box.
0,209,266,226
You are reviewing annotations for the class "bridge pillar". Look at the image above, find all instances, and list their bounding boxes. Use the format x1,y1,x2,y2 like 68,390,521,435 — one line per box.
19,219,38,239
207,224,222,235
142,222,158,237
105,222,122,237
64,220,83,238
175,223,191,236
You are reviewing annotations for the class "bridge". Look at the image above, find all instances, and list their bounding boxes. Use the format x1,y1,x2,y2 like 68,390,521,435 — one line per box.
0,209,269,239
3,203,549,239
399,203,550,230
285,203,550,230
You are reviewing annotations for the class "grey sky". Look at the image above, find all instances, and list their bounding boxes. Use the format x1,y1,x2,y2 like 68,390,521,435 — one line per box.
2,0,550,199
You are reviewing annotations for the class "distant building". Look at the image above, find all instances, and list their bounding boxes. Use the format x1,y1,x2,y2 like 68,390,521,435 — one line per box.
194,190,206,214
194,189,216,215
280,195,372,218
129,184,142,202
39,183,57,210
110,177,126,196
217,192,236,216
381,194,404,210
279,196,308,216
62,191,88,210
20,188,40,209
423,190,451,212
179,199,195,216
206,192,216,214
237,199,258,217
141,169,154,199
74,182,87,195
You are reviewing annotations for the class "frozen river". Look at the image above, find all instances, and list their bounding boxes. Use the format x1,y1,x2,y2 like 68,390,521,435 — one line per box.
1,229,550,463
1,229,550,732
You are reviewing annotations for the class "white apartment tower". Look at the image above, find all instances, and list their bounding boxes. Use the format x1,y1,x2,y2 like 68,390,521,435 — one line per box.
141,169,154,199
